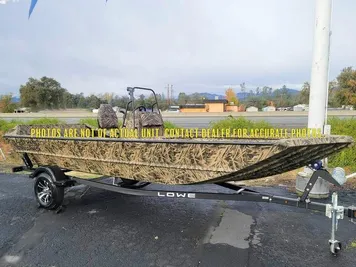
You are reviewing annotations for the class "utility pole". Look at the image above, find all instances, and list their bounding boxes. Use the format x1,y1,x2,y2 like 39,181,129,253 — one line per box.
308,0,332,131
166,84,170,106
170,85,173,104
296,0,333,199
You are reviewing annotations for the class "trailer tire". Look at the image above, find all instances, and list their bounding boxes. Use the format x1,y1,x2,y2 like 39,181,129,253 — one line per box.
34,172,64,210
330,241,342,256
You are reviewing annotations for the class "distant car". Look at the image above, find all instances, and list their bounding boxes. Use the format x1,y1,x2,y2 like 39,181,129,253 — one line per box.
167,109,180,113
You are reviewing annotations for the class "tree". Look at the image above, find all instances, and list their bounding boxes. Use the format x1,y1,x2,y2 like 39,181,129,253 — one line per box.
225,88,239,105
20,76,67,110
245,95,265,109
112,95,129,109
0,95,17,113
299,82,310,104
277,85,289,107
177,92,189,105
328,80,339,107
189,93,204,104
63,91,73,108
87,94,105,108
77,93,87,108
137,94,145,106
334,67,356,107
240,82,246,99
255,87,260,95
262,86,269,96
102,93,114,105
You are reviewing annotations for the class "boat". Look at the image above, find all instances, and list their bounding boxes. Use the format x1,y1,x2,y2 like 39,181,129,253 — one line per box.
4,88,356,255
3,87,354,185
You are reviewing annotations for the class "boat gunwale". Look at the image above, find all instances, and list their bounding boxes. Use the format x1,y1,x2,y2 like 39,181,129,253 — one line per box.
3,133,353,147
3,124,353,146
3,134,281,146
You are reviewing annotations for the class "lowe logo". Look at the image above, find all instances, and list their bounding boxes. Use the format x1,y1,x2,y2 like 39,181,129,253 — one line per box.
157,192,196,198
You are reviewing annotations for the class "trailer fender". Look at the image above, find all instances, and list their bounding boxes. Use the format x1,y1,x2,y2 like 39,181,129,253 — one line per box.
29,166,67,184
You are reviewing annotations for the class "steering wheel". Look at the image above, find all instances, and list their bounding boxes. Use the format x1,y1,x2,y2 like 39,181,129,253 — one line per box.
134,105,147,112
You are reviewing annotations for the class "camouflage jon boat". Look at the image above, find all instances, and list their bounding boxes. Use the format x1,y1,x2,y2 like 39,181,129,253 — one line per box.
3,87,354,185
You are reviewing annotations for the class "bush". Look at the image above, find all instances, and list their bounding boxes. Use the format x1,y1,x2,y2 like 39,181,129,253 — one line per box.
164,121,178,129
209,116,272,131
327,117,356,171
0,119,21,132
0,95,17,113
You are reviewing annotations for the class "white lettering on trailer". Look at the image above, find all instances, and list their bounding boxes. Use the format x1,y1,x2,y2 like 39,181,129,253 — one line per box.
157,192,196,198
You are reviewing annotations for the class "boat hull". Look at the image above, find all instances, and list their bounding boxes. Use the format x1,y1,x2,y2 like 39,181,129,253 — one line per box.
4,124,353,185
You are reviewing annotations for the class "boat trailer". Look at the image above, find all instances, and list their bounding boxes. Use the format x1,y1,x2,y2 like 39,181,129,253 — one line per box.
13,153,356,256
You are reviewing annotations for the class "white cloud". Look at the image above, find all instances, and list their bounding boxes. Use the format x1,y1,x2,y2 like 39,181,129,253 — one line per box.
0,0,355,96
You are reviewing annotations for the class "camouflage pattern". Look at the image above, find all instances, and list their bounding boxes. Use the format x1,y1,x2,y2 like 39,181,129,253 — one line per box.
124,110,164,138
4,124,353,185
140,112,164,127
98,104,119,129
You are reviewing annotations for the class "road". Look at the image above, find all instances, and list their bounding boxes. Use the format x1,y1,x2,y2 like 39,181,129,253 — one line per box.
2,115,355,129
1,173,356,267
166,116,309,128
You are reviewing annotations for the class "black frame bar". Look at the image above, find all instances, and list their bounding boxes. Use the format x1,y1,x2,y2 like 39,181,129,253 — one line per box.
69,176,356,219
10,158,356,220
124,87,162,128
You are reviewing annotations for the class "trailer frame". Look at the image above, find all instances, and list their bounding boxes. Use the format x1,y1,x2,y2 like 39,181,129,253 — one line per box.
12,153,356,256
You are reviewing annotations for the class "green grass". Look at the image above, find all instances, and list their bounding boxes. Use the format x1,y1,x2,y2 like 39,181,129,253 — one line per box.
0,118,63,132
79,118,99,128
80,118,124,128
209,116,272,131
0,117,177,132
163,121,178,129
327,117,356,171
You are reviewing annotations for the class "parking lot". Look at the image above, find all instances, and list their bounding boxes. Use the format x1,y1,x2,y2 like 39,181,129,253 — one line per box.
1,173,356,267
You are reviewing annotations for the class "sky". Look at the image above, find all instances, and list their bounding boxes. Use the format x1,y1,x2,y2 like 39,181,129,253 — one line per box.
0,0,356,97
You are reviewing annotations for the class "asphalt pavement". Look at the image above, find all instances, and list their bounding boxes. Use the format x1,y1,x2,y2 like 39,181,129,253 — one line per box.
1,173,356,267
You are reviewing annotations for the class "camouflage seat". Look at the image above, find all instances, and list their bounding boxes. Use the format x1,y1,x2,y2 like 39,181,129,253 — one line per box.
97,104,119,129
132,111,164,138
139,112,163,128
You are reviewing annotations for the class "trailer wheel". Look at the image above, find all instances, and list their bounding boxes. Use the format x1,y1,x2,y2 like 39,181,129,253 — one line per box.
330,241,342,256
34,173,64,210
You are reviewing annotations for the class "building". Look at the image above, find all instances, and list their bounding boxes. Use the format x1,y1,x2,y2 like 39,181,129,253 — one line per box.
262,106,276,112
179,104,206,113
226,105,238,112
246,106,258,112
204,99,228,112
238,105,246,112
